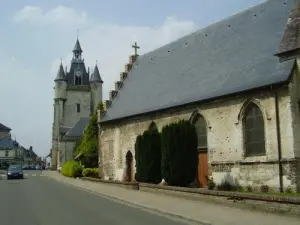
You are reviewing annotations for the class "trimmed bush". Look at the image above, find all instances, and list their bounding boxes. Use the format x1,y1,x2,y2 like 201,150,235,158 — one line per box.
161,120,198,187
134,134,143,182
135,127,162,184
61,160,82,178
82,168,99,178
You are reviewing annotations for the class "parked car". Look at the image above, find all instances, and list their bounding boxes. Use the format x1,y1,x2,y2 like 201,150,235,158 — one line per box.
7,165,24,180
35,165,41,170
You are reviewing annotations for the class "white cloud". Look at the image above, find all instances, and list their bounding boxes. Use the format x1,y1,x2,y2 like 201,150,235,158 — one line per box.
14,5,89,28
8,5,198,155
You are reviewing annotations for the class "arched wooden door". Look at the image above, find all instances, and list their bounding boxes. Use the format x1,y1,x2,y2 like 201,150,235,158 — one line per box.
193,113,209,188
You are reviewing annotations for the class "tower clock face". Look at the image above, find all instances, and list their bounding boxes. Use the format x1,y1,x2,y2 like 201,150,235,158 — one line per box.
75,69,82,77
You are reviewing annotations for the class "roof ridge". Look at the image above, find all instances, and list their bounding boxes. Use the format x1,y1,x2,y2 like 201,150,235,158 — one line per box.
140,0,277,59
100,0,294,122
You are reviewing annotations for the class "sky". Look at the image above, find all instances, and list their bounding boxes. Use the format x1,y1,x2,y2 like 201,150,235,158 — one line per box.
0,0,265,157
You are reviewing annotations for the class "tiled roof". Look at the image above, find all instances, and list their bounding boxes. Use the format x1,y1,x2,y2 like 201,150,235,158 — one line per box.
0,136,14,149
0,123,11,131
55,63,66,81
64,117,90,138
90,64,103,83
101,0,295,122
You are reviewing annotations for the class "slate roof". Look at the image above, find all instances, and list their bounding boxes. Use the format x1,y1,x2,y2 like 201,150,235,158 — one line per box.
0,136,14,149
65,39,90,85
0,123,11,131
55,63,66,81
60,126,71,135
90,64,103,83
73,39,83,53
64,117,90,138
101,0,296,123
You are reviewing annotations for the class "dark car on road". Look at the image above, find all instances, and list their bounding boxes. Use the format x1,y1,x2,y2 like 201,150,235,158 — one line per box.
7,165,24,180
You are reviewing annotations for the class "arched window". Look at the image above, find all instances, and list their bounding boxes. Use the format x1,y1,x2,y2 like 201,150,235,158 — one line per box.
243,103,266,156
149,121,157,130
75,76,82,85
194,115,207,149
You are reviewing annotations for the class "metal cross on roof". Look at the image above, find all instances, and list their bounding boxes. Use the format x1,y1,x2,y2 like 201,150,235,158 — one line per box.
132,42,140,55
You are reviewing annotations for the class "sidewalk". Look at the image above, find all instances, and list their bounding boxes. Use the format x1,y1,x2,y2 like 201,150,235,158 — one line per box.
43,171,300,225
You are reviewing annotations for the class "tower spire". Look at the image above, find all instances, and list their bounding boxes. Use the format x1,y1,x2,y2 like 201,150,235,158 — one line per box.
90,63,103,83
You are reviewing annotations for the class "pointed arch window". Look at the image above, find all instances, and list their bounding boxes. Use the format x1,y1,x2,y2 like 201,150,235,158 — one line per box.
243,103,266,156
75,76,82,85
194,115,207,149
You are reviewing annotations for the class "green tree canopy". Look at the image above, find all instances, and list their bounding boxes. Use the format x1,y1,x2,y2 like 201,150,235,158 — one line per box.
161,120,198,186
74,102,103,157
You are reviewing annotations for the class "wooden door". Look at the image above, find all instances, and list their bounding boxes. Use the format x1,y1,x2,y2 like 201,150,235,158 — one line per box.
198,151,208,188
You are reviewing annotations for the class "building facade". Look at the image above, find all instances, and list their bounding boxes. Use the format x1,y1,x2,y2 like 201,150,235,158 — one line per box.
51,39,103,168
98,0,300,191
0,123,30,168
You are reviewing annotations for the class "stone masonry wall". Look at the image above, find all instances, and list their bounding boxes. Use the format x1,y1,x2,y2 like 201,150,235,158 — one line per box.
63,90,91,127
99,87,297,189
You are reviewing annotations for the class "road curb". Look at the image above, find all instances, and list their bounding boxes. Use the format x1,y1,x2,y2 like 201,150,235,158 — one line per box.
44,174,211,225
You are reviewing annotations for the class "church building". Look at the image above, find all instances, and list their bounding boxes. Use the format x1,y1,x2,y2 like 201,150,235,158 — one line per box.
98,0,300,191
51,39,103,168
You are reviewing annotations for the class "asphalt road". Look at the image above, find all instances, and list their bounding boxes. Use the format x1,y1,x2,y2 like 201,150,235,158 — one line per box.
0,170,198,225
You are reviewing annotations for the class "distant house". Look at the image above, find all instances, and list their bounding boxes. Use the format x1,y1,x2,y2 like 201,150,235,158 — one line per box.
23,146,37,166
0,123,22,167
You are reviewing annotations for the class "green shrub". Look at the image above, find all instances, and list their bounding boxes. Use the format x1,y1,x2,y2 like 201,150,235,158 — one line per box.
208,177,216,190
161,120,198,187
135,126,162,184
285,186,293,193
61,160,82,178
82,168,99,178
246,185,253,192
260,184,269,193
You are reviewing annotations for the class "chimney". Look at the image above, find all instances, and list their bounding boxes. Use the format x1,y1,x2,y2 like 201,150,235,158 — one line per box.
109,90,118,100
129,55,139,64
120,72,128,81
114,81,123,90
125,63,132,73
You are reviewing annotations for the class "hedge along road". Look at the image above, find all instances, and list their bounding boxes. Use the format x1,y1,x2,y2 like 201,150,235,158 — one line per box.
0,170,200,225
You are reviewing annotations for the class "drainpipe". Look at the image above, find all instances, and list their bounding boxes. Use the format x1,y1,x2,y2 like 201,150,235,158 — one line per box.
272,85,284,193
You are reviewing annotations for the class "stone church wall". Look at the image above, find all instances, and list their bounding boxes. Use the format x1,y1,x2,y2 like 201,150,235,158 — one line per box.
63,89,91,127
99,87,298,190
58,140,76,166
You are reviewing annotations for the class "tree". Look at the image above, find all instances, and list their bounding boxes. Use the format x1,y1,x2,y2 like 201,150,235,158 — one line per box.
134,127,162,184
73,102,103,166
161,120,198,186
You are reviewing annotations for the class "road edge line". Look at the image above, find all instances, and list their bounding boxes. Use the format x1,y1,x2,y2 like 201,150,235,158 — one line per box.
44,175,211,225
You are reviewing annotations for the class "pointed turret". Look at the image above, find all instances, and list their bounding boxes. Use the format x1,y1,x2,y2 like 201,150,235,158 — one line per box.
90,63,103,114
90,64,103,83
55,63,66,81
73,39,83,53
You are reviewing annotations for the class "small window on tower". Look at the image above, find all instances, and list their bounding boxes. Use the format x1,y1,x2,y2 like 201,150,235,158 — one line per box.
77,104,80,113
